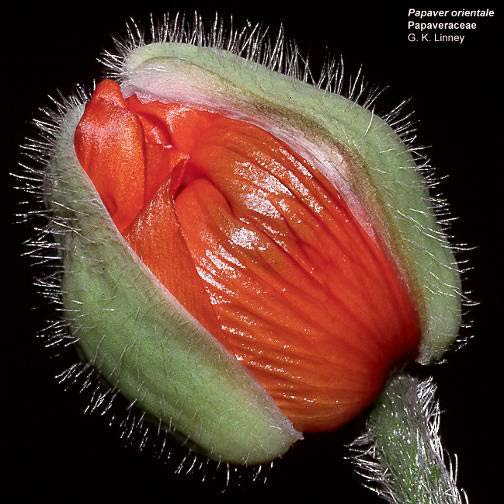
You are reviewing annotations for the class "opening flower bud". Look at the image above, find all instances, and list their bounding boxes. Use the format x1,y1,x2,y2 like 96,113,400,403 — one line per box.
46,38,461,464
75,78,421,433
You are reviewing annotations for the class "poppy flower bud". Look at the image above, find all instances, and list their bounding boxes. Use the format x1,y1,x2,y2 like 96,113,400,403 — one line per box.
45,37,461,464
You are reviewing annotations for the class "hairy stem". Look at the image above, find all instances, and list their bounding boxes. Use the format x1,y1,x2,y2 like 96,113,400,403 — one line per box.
350,373,467,504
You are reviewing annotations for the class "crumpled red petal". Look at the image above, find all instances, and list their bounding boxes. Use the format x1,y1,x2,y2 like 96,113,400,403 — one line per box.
75,80,421,432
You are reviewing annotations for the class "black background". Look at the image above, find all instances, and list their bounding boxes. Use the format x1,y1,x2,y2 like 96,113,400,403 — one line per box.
8,2,501,503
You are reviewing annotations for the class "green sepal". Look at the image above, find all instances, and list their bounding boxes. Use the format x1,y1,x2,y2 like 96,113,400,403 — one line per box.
123,43,461,363
47,105,301,465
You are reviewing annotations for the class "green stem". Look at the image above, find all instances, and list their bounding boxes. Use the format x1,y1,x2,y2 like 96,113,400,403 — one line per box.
350,373,467,503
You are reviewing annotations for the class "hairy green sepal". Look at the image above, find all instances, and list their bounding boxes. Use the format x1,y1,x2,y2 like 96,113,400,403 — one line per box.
123,43,461,362
47,106,301,465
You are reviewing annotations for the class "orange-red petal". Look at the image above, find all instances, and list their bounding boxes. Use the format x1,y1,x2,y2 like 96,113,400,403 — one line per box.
75,80,146,232
75,80,421,432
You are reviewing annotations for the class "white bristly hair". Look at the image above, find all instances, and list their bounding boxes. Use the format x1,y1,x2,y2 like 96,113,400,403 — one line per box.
349,375,468,503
